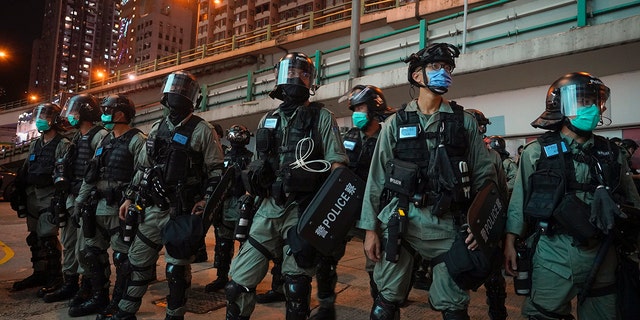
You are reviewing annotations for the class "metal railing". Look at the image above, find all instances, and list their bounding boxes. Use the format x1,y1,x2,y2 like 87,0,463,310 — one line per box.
3,0,640,162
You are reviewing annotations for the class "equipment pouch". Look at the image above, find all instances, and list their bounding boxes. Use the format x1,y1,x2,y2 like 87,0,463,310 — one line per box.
440,232,498,290
255,127,275,153
286,227,317,269
432,192,452,217
524,168,565,220
84,158,100,184
552,194,597,244
162,214,204,259
241,159,275,198
384,159,419,197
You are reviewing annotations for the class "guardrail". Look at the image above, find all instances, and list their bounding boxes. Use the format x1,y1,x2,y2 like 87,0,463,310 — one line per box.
3,0,640,162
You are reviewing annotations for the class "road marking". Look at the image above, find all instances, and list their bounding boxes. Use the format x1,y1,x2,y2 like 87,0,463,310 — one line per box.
0,240,15,264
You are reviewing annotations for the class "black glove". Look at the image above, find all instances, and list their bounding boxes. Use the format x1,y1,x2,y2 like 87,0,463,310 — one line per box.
590,186,627,234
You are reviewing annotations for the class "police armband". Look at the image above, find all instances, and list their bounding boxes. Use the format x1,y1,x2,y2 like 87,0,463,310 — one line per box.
384,159,419,197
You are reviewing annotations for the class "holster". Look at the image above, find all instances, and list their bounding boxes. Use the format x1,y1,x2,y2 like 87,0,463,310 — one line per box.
286,227,317,269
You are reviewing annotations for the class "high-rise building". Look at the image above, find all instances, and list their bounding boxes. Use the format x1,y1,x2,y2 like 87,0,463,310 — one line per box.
29,0,121,100
116,0,197,70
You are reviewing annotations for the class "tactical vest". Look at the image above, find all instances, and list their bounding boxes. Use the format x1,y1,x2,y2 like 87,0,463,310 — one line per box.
225,147,253,197
343,127,377,181
70,126,104,194
96,128,141,183
529,131,621,206
393,102,469,199
27,134,64,187
147,116,205,188
255,103,328,195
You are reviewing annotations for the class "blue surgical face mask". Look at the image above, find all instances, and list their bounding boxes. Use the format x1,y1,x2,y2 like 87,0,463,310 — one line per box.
570,104,601,132
426,68,452,93
352,112,369,129
101,114,114,130
67,115,79,128
35,118,51,132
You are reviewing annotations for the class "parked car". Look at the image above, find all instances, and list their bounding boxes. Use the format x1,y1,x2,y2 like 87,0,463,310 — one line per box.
0,165,17,201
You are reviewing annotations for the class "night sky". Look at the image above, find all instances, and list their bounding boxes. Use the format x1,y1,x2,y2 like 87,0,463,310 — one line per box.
0,0,45,104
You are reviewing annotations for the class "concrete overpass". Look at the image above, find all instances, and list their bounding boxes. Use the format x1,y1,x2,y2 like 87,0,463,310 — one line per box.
2,0,640,167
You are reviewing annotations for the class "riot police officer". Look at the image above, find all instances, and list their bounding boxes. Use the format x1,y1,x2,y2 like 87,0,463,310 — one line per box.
487,135,518,194
503,72,640,319
68,94,145,318
310,84,394,320
41,94,109,304
204,124,254,292
359,43,498,320
225,52,348,320
11,103,71,293
107,70,225,320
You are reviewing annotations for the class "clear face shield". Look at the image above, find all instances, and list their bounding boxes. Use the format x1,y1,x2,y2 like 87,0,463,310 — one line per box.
33,104,56,123
162,73,200,105
61,100,81,127
559,83,612,126
275,58,315,89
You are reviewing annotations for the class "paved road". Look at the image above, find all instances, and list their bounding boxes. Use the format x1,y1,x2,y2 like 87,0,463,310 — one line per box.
0,201,529,319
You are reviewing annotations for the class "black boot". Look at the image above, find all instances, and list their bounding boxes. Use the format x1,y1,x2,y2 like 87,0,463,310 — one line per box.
97,252,130,320
43,273,79,302
256,289,286,303
68,288,110,317
311,306,336,320
165,315,184,320
12,232,47,292
11,271,47,291
441,309,470,320
69,275,92,307
205,237,233,292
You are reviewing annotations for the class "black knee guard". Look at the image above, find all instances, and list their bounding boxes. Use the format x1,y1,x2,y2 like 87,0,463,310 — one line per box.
225,280,253,319
371,294,400,320
41,236,62,261
112,251,131,302
283,274,312,320
316,257,337,300
166,264,191,310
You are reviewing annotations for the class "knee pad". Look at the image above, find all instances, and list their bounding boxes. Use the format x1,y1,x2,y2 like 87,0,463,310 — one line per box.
284,275,311,319
371,294,400,320
225,280,254,316
213,238,234,268
441,309,470,320
113,251,129,268
166,264,191,309
79,246,108,270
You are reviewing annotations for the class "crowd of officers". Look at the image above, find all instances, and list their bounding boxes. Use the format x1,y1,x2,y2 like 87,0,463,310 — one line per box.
8,43,640,320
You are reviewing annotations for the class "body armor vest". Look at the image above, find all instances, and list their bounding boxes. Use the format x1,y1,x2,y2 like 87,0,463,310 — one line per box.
147,116,205,188
27,134,63,187
343,127,377,181
256,103,328,195
533,131,621,199
70,126,104,194
394,102,469,198
225,147,253,197
96,128,141,183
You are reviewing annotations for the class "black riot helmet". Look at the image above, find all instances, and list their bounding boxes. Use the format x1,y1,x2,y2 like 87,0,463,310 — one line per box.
61,94,101,128
226,124,251,146
466,108,491,135
347,85,395,121
161,70,201,109
487,135,509,156
101,94,136,123
621,139,639,154
269,52,316,101
405,43,460,88
33,102,63,132
532,72,611,130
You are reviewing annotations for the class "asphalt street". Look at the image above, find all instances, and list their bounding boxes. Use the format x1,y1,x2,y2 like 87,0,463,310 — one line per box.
0,201,530,319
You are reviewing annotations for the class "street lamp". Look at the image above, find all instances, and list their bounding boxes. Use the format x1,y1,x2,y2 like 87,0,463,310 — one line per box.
29,94,38,102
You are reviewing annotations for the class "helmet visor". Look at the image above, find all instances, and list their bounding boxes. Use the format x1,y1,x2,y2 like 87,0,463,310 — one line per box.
559,83,611,124
61,99,81,121
33,104,56,122
162,73,200,104
275,58,315,88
